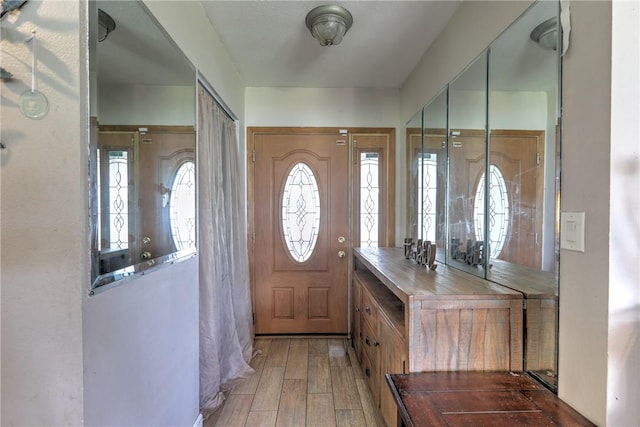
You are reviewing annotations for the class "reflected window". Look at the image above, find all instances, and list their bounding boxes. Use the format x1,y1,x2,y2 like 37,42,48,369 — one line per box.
169,161,196,251
360,152,380,248
101,149,129,250
281,162,321,262
474,165,510,258
418,152,438,242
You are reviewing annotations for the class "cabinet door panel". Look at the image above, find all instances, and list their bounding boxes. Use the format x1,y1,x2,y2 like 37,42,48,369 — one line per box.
352,277,362,363
379,314,406,427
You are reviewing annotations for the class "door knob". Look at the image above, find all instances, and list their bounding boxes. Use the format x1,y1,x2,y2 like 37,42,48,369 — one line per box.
141,251,152,260
338,250,346,258
338,236,346,244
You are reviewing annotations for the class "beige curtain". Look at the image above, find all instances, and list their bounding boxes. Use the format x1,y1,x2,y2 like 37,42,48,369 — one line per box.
197,82,254,415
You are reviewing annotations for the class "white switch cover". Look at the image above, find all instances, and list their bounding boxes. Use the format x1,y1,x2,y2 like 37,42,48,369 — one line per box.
560,212,585,252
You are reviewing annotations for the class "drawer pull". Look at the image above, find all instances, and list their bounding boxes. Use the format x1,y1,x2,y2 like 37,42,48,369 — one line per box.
365,336,371,346
365,306,371,315
374,340,380,347
365,367,371,378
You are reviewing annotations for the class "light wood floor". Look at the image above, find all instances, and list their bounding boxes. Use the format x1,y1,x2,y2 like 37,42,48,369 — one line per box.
204,337,385,427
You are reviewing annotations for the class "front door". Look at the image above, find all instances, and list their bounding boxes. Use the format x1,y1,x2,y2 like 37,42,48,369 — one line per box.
449,129,543,268
251,130,349,334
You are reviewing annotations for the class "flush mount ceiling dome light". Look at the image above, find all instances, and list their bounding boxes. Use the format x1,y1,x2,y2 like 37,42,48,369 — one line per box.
530,17,558,51
98,9,116,42
305,5,353,47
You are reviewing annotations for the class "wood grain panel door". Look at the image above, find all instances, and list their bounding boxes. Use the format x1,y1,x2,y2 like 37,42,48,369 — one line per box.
449,130,543,268
139,131,195,260
252,131,349,334
490,130,543,268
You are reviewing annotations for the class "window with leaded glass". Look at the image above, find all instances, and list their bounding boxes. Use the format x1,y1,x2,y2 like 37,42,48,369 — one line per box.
281,162,321,262
474,164,510,258
359,152,380,248
170,160,196,251
418,152,438,242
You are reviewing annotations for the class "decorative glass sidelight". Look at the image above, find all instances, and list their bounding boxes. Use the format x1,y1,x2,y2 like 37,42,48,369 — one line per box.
474,164,510,258
360,152,380,248
418,152,438,243
107,150,129,249
170,160,196,251
282,162,321,262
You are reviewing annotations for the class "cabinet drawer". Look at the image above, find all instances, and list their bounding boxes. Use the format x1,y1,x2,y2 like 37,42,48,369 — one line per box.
361,286,378,330
361,313,378,367
360,346,379,405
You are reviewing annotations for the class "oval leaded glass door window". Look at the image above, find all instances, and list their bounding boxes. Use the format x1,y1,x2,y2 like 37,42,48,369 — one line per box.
169,160,196,251
474,164,510,259
281,162,321,262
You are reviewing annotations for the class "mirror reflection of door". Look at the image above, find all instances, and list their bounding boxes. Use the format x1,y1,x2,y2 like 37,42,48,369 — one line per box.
97,128,195,275
97,131,139,274
487,130,543,268
139,130,196,260
447,129,543,268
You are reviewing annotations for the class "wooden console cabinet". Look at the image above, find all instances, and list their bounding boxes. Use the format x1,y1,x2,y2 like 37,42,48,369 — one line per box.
352,248,524,427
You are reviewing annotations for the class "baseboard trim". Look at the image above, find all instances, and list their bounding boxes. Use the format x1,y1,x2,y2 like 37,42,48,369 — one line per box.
192,413,203,427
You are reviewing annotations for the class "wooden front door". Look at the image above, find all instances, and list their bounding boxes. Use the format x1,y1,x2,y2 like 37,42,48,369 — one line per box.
449,129,543,268
138,130,195,260
490,130,544,268
251,130,349,334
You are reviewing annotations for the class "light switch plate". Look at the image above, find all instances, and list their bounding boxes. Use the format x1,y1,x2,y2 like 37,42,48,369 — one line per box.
560,212,585,252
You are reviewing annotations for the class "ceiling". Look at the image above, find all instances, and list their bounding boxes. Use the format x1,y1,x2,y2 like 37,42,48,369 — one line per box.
198,1,461,89
96,1,558,92
97,1,461,89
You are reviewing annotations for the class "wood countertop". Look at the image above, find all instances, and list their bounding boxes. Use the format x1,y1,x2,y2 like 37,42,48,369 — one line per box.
354,248,521,305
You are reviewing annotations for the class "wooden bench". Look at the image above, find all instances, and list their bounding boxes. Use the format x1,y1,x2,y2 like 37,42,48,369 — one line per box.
386,372,595,427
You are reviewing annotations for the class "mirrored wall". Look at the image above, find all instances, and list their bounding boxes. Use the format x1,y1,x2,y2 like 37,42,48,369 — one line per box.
407,0,561,390
90,1,197,292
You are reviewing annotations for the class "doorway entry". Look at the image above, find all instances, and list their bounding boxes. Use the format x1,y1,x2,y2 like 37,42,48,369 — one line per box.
248,127,395,334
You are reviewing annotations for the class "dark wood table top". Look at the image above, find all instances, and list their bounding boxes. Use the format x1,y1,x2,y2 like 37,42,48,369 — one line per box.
386,372,596,427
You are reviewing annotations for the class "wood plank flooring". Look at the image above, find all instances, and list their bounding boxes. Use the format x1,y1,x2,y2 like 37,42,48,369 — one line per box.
205,337,385,427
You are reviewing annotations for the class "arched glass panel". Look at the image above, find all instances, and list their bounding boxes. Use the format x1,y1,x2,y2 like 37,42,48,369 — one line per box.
170,161,196,251
474,165,510,258
281,162,321,262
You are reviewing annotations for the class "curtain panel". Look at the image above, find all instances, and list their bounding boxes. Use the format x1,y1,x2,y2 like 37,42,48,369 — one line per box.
197,83,254,415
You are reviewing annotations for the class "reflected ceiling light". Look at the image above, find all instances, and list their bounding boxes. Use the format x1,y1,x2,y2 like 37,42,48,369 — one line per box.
305,5,353,47
98,9,116,42
530,17,557,51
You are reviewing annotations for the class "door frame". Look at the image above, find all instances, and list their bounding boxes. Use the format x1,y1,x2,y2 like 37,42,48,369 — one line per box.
247,127,395,334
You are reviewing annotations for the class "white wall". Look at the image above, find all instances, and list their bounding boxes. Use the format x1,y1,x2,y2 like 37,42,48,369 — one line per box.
0,1,85,425
83,258,199,427
98,84,195,125
607,1,640,426
557,2,611,424
245,87,400,128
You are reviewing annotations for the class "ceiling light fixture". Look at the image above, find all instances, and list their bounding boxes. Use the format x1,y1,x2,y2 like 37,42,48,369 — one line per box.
98,9,116,42
530,17,558,51
305,5,353,47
